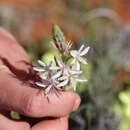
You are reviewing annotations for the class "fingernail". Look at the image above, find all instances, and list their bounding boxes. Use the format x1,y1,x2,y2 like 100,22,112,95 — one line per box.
73,97,81,111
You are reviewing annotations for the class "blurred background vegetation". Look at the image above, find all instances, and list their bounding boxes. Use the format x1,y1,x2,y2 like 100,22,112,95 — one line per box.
0,0,130,130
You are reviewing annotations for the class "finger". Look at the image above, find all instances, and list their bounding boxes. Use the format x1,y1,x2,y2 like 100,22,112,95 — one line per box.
0,27,17,42
32,116,68,130
0,113,30,130
0,27,30,63
0,27,30,73
0,70,81,118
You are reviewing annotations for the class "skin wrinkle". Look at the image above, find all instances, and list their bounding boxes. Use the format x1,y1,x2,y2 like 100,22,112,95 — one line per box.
19,87,45,117
21,89,78,118
0,70,27,112
0,92,7,111
0,71,12,111
22,90,42,116
22,90,53,117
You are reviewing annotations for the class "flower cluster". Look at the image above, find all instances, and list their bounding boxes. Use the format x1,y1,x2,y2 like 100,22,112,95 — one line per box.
33,25,90,97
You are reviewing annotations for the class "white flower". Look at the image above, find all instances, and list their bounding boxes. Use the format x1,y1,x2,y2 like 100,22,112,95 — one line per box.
35,78,62,96
33,44,89,96
70,45,90,70
57,69,87,90
33,60,52,79
50,60,70,75
50,58,74,80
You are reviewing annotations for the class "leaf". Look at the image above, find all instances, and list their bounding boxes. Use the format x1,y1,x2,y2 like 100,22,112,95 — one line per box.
10,111,21,120
52,24,65,50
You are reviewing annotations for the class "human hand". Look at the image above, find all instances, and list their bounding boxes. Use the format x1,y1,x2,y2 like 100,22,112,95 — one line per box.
0,28,81,130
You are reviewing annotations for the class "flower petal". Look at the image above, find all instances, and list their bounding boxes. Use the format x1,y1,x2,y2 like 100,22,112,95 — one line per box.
44,85,52,95
37,60,46,66
76,61,81,70
50,66,60,70
33,67,45,72
39,73,47,79
80,46,90,56
78,57,87,64
47,61,52,67
78,44,85,53
52,71,62,79
35,82,46,87
68,69,82,75
53,88,60,98
71,59,76,65
63,68,70,75
57,79,69,87
58,76,68,81
70,50,78,57
57,60,64,67
75,78,88,82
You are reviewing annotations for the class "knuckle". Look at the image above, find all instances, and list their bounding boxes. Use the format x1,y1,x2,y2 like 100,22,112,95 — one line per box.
22,93,38,116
